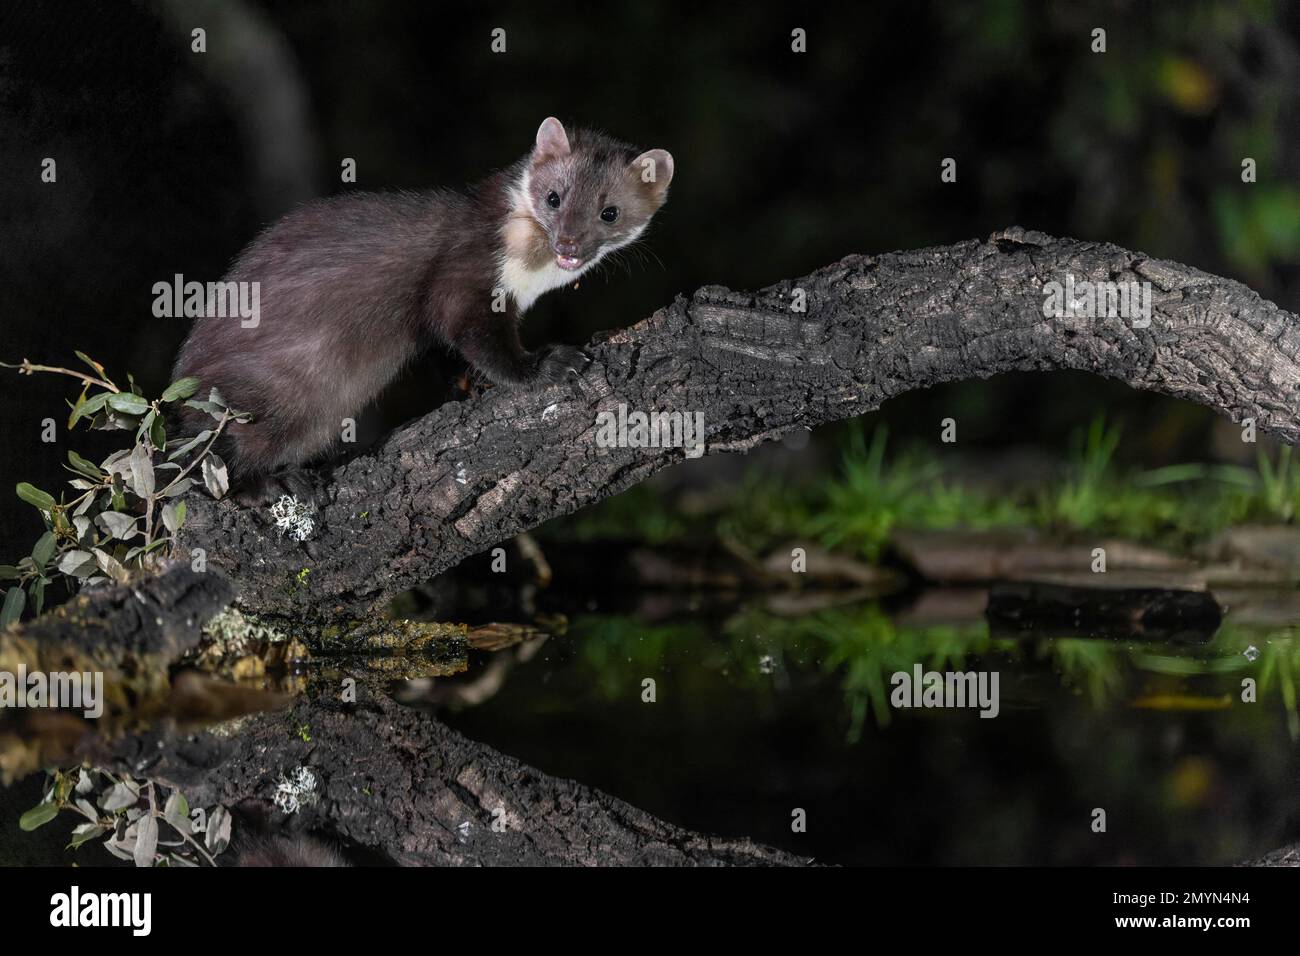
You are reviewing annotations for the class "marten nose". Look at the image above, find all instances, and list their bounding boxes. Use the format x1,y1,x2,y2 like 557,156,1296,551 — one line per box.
555,236,579,257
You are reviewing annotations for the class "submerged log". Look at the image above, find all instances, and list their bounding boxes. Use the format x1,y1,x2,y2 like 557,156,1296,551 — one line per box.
986,577,1223,641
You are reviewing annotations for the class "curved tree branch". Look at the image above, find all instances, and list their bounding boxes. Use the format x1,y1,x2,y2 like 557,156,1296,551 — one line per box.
176,227,1300,622
15,228,1300,866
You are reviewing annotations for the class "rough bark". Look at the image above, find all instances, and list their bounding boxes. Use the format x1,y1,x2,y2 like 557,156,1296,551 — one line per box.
84,690,804,866
174,228,1300,623
6,565,232,663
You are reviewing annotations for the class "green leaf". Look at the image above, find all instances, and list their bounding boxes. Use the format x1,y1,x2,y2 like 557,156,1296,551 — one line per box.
95,511,138,541
16,483,56,511
129,445,155,498
57,550,97,578
107,392,150,416
100,780,139,812
163,478,194,498
150,415,166,452
31,531,56,568
167,430,211,461
161,500,186,534
134,813,159,867
0,565,20,581
66,384,89,424
30,577,44,617
19,801,60,832
100,449,130,471
68,823,107,849
201,454,229,500
74,351,106,377
75,769,94,795
93,548,130,584
205,805,231,854
1,587,24,628
163,791,190,833
66,449,102,479
68,391,109,429
183,398,226,421
161,377,201,402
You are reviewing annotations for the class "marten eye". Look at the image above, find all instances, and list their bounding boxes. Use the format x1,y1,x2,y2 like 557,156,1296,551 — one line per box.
600,206,619,223
546,191,561,209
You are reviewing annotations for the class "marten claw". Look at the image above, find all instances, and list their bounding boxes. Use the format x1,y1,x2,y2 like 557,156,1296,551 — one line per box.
533,344,590,385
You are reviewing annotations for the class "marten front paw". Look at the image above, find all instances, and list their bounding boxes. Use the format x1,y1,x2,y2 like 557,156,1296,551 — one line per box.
531,344,590,385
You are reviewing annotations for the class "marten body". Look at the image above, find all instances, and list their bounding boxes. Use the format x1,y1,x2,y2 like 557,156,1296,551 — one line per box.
173,118,673,483
230,832,351,867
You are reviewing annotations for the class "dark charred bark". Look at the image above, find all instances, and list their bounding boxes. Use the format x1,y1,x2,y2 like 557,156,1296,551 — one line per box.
8,566,232,663
173,228,1300,623
84,691,805,866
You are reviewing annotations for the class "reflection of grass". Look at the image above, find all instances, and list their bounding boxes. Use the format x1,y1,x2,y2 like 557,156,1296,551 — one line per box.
1256,632,1300,740
566,614,709,700
564,606,1300,743
1039,638,1126,709
571,602,1007,741
552,417,1300,559
1082,624,1300,739
805,606,999,739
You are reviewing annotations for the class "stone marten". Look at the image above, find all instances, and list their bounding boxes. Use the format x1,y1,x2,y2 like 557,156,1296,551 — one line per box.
173,118,673,486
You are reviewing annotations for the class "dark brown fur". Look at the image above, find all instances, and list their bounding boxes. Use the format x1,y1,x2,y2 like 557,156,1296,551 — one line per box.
230,832,350,867
173,120,673,484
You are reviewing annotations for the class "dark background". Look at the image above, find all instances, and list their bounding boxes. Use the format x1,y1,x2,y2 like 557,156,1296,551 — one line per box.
3,0,1300,557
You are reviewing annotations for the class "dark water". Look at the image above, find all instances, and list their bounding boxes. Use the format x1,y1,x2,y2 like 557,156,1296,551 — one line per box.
429,593,1300,865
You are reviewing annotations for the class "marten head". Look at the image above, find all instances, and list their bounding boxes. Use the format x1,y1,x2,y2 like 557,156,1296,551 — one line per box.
518,117,673,273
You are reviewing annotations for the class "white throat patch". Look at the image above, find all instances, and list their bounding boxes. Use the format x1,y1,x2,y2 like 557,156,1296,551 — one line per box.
497,169,601,313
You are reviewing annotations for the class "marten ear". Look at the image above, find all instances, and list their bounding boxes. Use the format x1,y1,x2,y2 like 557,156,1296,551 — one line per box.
627,149,674,203
533,117,571,163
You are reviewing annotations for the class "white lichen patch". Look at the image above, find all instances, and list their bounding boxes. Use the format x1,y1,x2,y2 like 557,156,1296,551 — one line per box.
203,606,288,653
270,494,316,541
273,766,319,815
